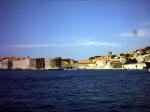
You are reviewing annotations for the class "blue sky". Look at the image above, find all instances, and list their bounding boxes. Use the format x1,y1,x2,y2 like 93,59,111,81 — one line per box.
0,0,150,60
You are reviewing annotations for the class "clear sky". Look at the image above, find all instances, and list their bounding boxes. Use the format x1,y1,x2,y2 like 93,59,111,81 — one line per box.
0,0,150,60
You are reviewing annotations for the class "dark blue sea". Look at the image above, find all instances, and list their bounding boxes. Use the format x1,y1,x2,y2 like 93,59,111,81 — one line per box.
0,70,150,112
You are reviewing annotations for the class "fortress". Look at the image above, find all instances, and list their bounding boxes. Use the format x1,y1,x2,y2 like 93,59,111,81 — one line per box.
0,57,62,70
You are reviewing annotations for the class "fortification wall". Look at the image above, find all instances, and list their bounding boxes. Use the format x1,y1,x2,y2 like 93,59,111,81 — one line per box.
12,59,30,70
0,61,8,69
105,62,122,69
45,57,61,69
29,58,37,70
36,58,45,70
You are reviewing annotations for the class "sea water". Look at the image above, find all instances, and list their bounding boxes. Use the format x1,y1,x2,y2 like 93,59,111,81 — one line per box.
0,70,150,112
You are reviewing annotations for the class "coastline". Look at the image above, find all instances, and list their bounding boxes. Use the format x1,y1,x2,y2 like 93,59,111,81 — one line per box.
0,68,149,71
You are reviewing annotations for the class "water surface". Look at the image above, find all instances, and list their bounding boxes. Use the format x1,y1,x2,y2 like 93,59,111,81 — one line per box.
0,70,150,112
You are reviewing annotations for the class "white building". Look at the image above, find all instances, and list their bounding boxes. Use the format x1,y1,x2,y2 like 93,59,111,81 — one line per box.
120,58,126,64
123,63,146,69
96,61,107,68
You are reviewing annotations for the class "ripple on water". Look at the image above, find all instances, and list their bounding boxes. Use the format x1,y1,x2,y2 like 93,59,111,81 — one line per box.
0,70,150,112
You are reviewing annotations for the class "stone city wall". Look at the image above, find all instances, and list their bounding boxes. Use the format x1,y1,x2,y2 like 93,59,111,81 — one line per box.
12,59,30,70
45,57,62,70
0,61,8,69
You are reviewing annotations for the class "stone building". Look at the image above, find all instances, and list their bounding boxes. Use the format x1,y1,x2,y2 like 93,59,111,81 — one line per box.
106,51,112,62
9,57,62,70
12,58,30,70
0,60,9,69
29,58,37,70
36,58,45,70
120,58,126,64
105,61,122,69
123,63,146,69
61,59,75,69
45,57,62,70
95,59,107,69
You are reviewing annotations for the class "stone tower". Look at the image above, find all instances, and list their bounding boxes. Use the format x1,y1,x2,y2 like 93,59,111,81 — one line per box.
106,51,112,62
